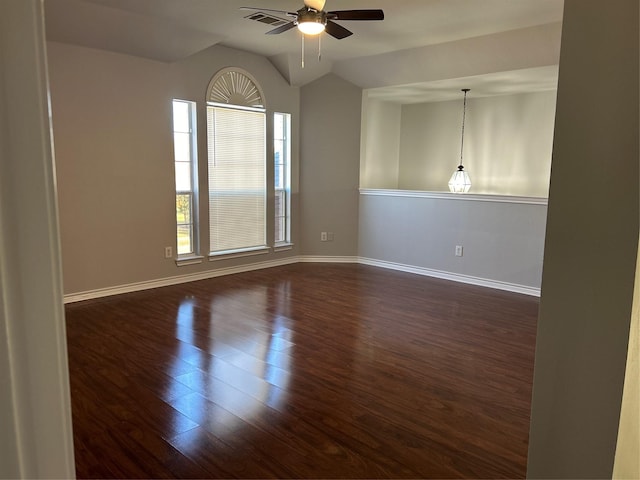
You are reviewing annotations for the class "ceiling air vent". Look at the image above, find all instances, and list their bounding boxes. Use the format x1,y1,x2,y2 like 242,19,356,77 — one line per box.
244,12,289,27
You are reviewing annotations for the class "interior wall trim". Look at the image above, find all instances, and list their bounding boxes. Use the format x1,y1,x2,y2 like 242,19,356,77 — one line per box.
298,255,360,263
358,257,541,297
359,188,548,205
64,254,539,304
63,257,299,304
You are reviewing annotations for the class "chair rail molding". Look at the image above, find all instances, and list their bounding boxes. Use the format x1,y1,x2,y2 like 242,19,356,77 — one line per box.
359,188,548,205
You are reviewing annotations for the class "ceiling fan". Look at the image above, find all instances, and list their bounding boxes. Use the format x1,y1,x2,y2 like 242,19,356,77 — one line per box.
241,0,384,39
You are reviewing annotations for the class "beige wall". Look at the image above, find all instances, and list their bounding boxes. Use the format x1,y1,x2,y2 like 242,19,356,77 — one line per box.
360,91,556,196
49,43,176,294
48,41,300,295
299,74,361,256
527,0,639,477
359,97,401,189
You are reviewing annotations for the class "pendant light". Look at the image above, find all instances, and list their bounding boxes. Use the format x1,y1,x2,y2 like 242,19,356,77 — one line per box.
448,88,472,193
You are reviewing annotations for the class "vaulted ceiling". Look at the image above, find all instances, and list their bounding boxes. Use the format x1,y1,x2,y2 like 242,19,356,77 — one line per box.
44,0,564,101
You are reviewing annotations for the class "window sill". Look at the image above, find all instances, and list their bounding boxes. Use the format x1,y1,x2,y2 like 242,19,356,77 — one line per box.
209,246,271,261
175,255,205,267
274,243,294,253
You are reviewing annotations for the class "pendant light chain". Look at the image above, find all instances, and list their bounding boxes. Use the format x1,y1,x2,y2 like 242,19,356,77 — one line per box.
448,88,472,193
459,88,470,168
300,31,324,68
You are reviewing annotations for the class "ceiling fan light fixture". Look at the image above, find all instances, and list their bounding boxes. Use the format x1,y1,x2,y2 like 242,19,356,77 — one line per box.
304,0,326,10
242,4,384,40
297,19,325,35
296,9,326,35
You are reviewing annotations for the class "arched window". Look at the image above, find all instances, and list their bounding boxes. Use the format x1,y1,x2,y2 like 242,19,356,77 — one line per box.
206,68,265,108
206,68,268,256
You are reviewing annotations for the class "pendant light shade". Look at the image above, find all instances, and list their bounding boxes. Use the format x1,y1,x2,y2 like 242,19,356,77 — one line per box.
449,88,471,193
448,165,472,193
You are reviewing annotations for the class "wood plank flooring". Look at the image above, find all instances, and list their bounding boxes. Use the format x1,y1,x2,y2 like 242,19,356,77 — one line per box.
65,263,539,478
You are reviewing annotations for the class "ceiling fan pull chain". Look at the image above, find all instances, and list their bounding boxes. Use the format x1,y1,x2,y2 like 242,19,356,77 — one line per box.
318,34,322,62
301,33,305,68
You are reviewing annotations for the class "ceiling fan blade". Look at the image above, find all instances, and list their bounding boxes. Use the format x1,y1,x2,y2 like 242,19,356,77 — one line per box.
240,7,297,17
266,22,297,35
304,0,326,11
325,20,353,39
327,9,384,21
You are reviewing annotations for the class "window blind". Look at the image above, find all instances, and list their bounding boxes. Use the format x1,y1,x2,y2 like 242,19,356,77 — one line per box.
207,106,266,254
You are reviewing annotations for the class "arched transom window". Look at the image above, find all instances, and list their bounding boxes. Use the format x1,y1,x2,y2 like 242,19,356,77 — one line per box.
206,68,265,109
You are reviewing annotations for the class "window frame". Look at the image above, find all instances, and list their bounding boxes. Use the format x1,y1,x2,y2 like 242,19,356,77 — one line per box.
172,99,202,265
205,68,272,261
274,111,292,249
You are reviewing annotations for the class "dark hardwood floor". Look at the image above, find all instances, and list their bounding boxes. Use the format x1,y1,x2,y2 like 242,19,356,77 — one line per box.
65,263,539,479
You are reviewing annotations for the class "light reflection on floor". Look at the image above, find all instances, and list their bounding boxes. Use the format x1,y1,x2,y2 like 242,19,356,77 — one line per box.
167,282,293,439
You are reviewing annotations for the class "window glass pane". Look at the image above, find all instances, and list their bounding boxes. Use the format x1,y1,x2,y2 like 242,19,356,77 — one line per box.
175,162,192,191
275,161,284,190
177,225,192,255
275,216,283,244
173,132,190,162
275,189,284,215
172,99,198,258
274,140,284,158
176,193,191,224
173,101,190,132
274,113,283,140
274,112,290,245
275,189,285,243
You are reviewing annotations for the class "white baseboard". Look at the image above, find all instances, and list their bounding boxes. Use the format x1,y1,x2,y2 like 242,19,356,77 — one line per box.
298,255,359,264
63,256,299,304
358,257,541,297
64,254,539,303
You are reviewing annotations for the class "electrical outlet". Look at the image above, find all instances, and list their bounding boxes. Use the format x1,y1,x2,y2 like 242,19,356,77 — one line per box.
165,246,172,258
327,232,334,241
455,245,463,257
321,232,327,242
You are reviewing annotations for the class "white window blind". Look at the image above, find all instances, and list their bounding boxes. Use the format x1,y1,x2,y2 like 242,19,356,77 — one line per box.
207,105,266,254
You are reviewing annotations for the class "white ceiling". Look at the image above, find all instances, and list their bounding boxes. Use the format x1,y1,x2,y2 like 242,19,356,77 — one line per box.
367,65,560,104
43,0,564,101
